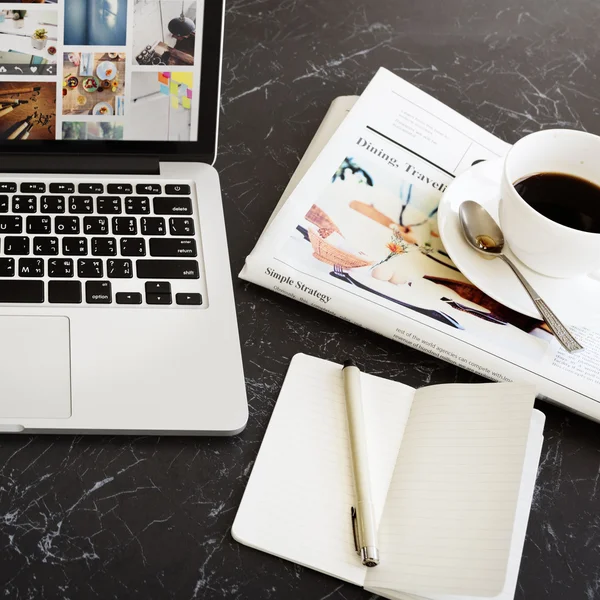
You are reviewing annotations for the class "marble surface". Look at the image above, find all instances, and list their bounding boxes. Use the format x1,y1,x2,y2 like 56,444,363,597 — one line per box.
2,0,600,598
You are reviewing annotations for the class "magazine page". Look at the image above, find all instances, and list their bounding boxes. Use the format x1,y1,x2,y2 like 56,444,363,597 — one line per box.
240,67,600,421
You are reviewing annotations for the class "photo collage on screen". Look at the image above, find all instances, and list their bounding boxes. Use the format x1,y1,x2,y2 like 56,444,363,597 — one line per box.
0,0,203,141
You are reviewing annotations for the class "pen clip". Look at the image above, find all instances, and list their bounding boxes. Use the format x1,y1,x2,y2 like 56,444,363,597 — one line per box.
351,507,359,554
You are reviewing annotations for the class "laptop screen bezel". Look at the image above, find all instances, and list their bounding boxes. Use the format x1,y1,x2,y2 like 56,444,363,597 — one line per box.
0,0,224,164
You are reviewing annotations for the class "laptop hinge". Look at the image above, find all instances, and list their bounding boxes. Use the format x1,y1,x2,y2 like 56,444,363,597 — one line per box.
0,154,160,175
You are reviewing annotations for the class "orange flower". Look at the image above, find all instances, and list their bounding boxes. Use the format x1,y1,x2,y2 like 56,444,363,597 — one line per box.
386,242,404,254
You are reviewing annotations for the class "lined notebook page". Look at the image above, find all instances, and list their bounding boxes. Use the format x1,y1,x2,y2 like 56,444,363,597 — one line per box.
232,353,414,586
365,382,535,597
365,410,545,600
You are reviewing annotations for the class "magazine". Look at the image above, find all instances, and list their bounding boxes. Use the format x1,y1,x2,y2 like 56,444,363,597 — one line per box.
240,67,600,421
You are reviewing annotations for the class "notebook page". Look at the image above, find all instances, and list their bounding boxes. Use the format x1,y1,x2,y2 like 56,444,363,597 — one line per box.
365,410,545,600
365,382,535,597
232,353,414,586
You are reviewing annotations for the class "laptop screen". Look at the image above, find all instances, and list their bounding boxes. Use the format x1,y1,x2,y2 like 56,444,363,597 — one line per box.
0,0,206,143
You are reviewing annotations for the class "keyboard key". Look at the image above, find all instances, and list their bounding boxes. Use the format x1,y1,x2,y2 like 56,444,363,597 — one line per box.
116,292,142,305
120,237,145,256
136,260,199,279
125,196,150,214
4,236,29,255
48,281,82,304
112,217,137,235
136,183,161,195
97,196,122,214
0,182,16,193
33,236,58,256
69,196,93,214
48,258,74,278
49,183,74,194
145,281,171,294
0,216,22,233
78,259,103,278
146,293,172,305
0,195,8,213
141,217,165,235
55,216,80,234
0,258,15,277
107,258,133,278
26,216,51,234
86,281,112,304
153,197,192,215
92,237,116,256
169,217,195,236
79,183,103,194
0,280,43,303
150,238,197,257
83,216,109,235
19,258,44,277
41,195,65,214
108,183,132,194
165,184,191,195
176,293,202,306
62,237,87,256
12,195,36,213
20,182,45,193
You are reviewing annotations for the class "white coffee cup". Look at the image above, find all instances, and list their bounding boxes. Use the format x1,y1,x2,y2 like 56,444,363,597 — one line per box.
499,128,600,279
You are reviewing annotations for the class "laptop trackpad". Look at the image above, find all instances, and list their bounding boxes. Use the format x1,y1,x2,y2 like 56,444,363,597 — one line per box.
0,316,71,419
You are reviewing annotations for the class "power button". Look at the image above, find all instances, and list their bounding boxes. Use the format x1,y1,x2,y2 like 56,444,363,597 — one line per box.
165,184,191,195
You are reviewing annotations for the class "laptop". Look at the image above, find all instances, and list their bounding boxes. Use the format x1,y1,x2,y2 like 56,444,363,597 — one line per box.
0,0,248,434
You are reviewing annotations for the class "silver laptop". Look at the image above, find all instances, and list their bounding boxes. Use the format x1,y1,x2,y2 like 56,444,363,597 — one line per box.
0,0,248,434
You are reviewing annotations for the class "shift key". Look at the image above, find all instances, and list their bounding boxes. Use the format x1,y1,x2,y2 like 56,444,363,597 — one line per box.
136,259,199,279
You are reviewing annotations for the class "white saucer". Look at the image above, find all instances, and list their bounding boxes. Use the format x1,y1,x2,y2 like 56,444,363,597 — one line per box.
437,158,600,326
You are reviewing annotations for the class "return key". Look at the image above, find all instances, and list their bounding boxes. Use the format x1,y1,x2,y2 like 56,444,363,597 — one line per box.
149,238,197,257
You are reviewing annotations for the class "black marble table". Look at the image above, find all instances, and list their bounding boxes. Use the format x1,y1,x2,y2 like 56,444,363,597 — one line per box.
2,0,600,598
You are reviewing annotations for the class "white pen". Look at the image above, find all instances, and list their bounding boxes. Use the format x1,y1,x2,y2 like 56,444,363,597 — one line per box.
342,359,380,567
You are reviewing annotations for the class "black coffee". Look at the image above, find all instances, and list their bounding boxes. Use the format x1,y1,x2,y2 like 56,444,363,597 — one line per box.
514,172,600,233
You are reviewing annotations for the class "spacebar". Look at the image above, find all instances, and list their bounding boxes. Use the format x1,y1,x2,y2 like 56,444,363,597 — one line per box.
136,260,199,279
0,280,44,302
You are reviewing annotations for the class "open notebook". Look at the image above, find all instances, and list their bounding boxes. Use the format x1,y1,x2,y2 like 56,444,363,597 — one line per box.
232,354,545,600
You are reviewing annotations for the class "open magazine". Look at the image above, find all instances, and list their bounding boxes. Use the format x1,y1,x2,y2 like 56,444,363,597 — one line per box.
240,67,600,422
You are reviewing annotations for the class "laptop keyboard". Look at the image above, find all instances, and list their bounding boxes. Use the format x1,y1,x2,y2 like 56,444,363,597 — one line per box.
0,179,206,308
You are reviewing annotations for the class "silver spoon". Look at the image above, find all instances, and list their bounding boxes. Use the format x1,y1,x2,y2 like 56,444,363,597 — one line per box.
459,200,583,353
